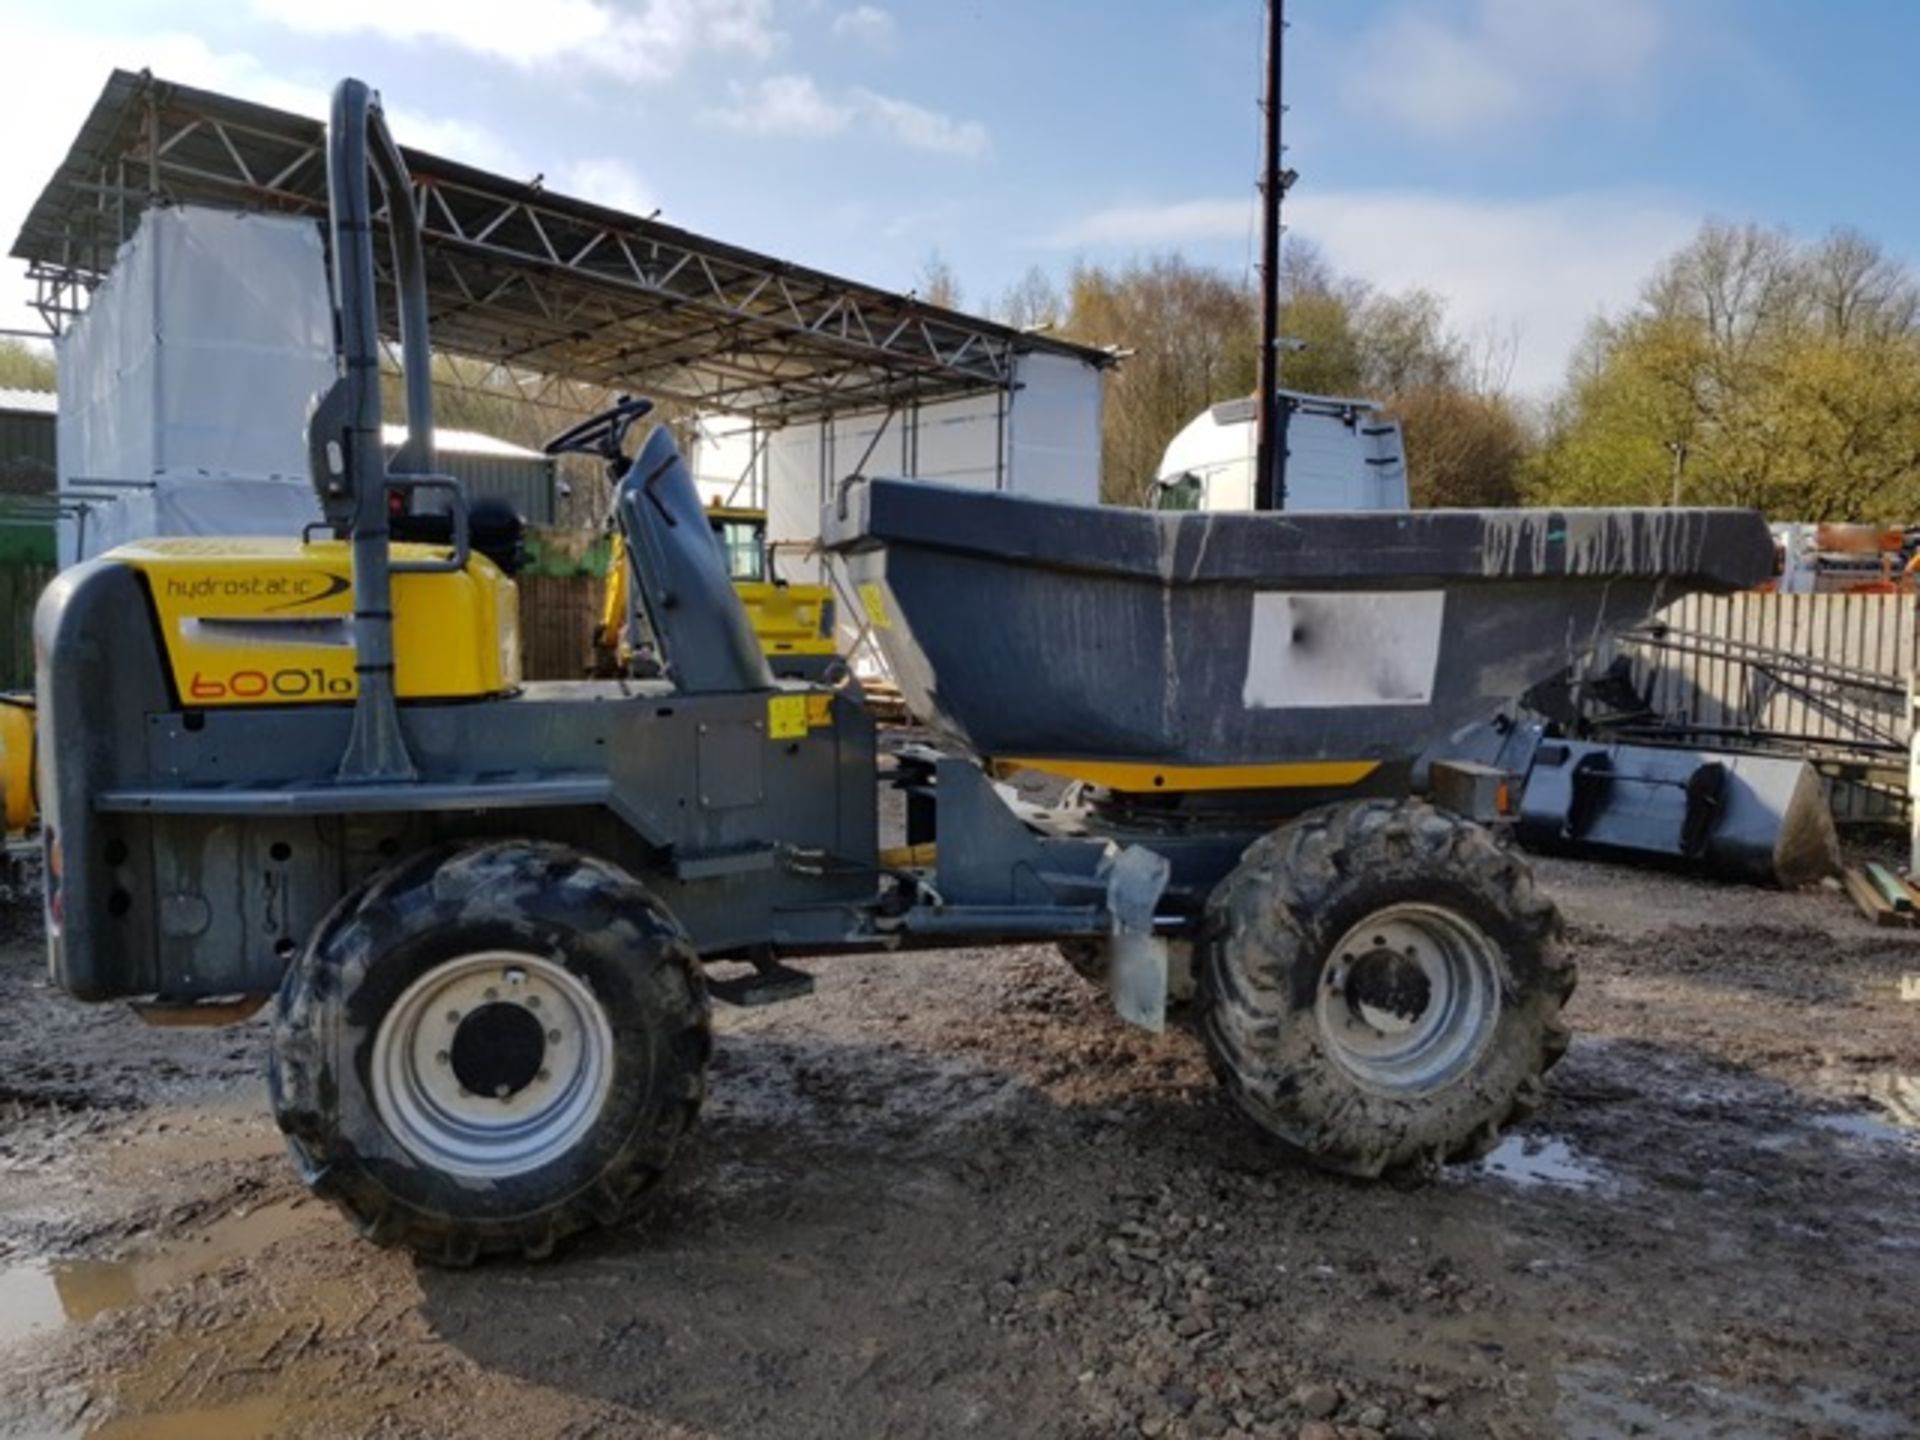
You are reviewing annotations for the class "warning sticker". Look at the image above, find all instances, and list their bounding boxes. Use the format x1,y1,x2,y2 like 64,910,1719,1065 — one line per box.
857,582,893,630
767,694,809,740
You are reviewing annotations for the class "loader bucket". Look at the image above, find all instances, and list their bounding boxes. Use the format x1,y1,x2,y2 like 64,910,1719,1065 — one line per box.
823,480,1775,772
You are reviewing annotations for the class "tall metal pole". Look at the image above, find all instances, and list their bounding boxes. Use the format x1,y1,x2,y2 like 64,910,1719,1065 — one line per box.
1253,0,1287,512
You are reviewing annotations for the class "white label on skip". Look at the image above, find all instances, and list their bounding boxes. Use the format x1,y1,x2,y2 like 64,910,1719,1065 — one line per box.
1242,591,1446,709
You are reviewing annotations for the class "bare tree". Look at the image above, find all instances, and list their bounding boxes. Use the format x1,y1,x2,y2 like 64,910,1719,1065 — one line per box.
916,249,962,310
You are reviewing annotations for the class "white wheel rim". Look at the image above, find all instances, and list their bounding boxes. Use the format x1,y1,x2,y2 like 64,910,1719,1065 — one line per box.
371,950,615,1179
1315,903,1502,1098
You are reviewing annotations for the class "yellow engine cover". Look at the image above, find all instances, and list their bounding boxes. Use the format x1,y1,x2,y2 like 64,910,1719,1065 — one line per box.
113,536,521,706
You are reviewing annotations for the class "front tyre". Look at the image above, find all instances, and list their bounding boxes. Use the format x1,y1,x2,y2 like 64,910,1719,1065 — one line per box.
269,841,709,1264
1202,800,1571,1178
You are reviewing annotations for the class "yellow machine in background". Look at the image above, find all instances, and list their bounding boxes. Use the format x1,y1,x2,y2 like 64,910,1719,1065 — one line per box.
599,505,838,679
0,697,33,834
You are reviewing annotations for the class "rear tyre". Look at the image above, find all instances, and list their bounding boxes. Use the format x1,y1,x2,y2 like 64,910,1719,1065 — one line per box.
269,841,709,1264
1201,799,1571,1178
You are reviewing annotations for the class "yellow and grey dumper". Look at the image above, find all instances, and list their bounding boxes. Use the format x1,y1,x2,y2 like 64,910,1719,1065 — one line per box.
34,80,1775,1264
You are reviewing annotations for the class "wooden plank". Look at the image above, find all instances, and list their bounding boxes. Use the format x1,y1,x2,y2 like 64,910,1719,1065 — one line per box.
1844,867,1908,928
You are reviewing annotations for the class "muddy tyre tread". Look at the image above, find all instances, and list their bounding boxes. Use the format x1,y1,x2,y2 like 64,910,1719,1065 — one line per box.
1201,799,1572,1179
268,841,709,1265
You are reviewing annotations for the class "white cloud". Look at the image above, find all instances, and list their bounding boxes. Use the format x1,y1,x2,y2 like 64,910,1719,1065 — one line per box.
1046,199,1249,249
557,158,657,217
704,73,853,138
1293,189,1697,392
250,0,779,84
831,5,895,46
1343,0,1666,139
384,113,526,175
853,89,987,158
704,74,988,157
1047,189,1700,394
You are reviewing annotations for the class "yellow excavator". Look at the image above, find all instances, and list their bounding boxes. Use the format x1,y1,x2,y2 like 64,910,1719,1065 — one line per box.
597,502,839,680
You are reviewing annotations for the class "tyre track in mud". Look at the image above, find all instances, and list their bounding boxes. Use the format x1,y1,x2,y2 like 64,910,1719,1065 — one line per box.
0,858,1916,1439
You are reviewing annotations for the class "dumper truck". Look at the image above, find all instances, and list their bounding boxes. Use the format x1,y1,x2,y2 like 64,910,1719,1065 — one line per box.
31,80,1776,1263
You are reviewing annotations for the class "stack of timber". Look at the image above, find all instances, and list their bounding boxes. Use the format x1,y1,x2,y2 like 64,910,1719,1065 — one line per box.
1842,861,1920,928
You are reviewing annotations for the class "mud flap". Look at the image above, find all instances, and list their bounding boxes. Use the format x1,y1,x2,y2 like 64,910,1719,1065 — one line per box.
1104,844,1171,1033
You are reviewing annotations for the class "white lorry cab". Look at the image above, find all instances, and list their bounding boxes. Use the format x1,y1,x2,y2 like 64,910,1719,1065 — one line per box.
1151,391,1409,512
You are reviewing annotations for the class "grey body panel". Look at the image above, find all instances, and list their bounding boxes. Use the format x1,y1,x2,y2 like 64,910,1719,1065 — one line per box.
824,479,1776,767
616,425,773,696
36,562,878,1002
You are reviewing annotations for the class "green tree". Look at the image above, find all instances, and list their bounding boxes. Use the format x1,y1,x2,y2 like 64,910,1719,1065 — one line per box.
0,339,56,392
1389,385,1527,508
1530,222,1920,520
1055,254,1258,503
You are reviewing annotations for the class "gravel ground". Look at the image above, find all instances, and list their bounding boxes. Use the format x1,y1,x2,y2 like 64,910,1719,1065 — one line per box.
0,852,1917,1440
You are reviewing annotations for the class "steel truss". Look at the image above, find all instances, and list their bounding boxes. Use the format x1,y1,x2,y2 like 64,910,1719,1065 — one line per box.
14,70,1109,426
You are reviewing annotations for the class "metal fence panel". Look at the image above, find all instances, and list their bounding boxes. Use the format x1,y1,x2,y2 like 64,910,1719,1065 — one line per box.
1623,592,1918,825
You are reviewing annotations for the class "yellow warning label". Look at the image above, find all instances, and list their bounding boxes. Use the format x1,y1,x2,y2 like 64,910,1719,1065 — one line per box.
805,692,834,728
857,581,892,630
767,693,809,740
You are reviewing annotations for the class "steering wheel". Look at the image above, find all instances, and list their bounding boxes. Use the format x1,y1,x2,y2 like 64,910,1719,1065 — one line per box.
543,395,656,462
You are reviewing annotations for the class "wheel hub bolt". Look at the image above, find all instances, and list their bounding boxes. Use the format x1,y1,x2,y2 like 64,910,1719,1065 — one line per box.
435,1050,449,1066
547,1029,562,1044
445,1010,461,1024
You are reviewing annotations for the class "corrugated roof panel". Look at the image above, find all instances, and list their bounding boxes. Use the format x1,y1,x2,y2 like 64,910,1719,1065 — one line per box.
0,389,57,415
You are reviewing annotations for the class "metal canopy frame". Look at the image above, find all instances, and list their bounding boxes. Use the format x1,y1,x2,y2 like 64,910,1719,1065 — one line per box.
12,70,1112,426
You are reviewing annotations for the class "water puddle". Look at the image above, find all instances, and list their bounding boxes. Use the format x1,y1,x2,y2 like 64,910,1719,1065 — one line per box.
1556,1361,1912,1439
1810,1109,1919,1147
1802,1071,1920,1147
0,1197,314,1353
1470,1133,1615,1191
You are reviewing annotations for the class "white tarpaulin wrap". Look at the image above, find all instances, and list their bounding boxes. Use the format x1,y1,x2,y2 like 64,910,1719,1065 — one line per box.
57,206,333,563
691,349,1106,586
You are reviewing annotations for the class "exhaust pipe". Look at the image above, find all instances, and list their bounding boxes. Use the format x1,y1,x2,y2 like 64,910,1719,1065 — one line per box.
311,78,437,782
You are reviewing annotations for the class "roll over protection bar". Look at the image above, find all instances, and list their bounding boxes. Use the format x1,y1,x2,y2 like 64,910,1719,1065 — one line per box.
306,78,467,782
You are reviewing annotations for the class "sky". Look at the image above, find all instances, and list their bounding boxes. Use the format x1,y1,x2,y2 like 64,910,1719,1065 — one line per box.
0,0,1915,395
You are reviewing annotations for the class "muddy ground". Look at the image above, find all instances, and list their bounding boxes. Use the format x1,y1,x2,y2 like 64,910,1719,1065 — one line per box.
1,854,1918,1440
